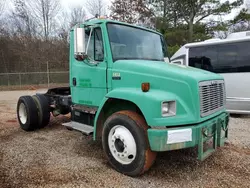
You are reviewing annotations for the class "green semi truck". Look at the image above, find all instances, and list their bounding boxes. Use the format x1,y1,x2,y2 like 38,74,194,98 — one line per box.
16,18,229,176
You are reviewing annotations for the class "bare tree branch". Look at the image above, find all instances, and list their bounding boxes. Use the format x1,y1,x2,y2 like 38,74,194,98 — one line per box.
27,0,61,40
11,0,38,38
85,0,107,16
0,0,6,17
70,7,86,27
0,0,6,18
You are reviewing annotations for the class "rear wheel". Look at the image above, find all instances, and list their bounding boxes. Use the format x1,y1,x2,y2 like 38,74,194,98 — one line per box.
102,110,156,176
17,96,39,131
32,94,51,128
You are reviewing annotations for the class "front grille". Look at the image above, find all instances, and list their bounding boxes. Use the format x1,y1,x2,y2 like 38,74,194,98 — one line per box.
199,80,226,117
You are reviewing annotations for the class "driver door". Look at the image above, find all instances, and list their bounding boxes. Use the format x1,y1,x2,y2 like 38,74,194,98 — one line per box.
71,27,107,107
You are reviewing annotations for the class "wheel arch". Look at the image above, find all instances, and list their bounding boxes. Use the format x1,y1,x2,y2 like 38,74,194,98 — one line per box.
93,97,146,140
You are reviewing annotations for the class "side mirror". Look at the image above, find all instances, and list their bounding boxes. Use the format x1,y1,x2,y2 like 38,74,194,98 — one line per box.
74,27,86,60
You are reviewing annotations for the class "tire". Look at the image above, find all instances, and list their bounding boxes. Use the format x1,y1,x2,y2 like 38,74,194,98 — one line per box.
102,110,157,176
32,94,51,128
17,96,39,131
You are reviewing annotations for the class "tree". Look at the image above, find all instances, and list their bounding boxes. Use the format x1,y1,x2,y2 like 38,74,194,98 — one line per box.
246,0,250,12
150,0,178,19
150,0,182,33
86,0,106,16
58,7,86,41
27,0,61,40
0,0,7,35
110,0,154,24
11,0,38,38
230,8,250,32
210,20,231,39
70,7,86,27
177,0,243,42
0,0,6,18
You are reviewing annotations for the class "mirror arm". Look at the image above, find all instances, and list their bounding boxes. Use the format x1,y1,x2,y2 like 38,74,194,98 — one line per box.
83,27,100,66
86,27,93,54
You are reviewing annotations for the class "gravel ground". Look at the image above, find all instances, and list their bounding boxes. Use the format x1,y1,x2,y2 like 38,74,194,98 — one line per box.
0,90,250,188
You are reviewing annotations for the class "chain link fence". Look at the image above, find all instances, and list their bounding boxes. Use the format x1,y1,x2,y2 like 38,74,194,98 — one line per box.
0,61,69,90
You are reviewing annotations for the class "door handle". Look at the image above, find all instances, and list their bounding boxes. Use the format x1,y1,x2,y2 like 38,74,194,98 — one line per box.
73,78,76,86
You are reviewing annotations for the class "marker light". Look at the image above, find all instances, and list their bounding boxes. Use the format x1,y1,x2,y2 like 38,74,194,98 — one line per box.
141,82,150,92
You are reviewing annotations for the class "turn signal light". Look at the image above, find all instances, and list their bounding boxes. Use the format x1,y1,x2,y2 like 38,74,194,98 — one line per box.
141,82,150,92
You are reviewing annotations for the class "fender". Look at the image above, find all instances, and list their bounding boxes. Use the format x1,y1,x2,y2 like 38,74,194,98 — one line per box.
93,88,197,140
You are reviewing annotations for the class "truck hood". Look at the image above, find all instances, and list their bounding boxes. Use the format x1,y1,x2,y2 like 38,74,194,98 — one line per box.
110,60,225,126
112,60,223,82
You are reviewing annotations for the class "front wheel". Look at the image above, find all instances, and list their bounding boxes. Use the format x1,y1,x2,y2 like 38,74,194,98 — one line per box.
102,110,156,176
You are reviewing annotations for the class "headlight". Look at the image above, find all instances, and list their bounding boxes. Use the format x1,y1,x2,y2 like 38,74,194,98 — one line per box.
161,101,176,117
162,102,169,114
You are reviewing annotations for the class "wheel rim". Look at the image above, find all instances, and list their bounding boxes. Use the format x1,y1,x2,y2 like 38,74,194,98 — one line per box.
108,125,137,165
19,103,27,124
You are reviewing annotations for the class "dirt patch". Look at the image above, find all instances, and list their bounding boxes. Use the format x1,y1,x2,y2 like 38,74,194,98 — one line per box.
225,143,250,155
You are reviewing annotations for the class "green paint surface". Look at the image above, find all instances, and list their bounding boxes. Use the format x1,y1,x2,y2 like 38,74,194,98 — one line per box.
147,112,229,160
108,59,224,127
79,100,93,105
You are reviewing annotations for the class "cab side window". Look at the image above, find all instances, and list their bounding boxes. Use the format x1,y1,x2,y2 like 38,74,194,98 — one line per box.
85,27,104,61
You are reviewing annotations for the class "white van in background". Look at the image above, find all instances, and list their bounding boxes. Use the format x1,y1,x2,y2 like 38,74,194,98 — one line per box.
171,31,250,114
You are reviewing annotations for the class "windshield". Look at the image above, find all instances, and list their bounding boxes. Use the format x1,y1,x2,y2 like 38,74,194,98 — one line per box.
107,23,167,62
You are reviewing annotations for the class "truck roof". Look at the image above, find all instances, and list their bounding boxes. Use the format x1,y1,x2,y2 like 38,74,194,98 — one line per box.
72,18,162,36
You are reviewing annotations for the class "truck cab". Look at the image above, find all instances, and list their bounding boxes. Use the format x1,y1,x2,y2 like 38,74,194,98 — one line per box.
16,19,229,176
